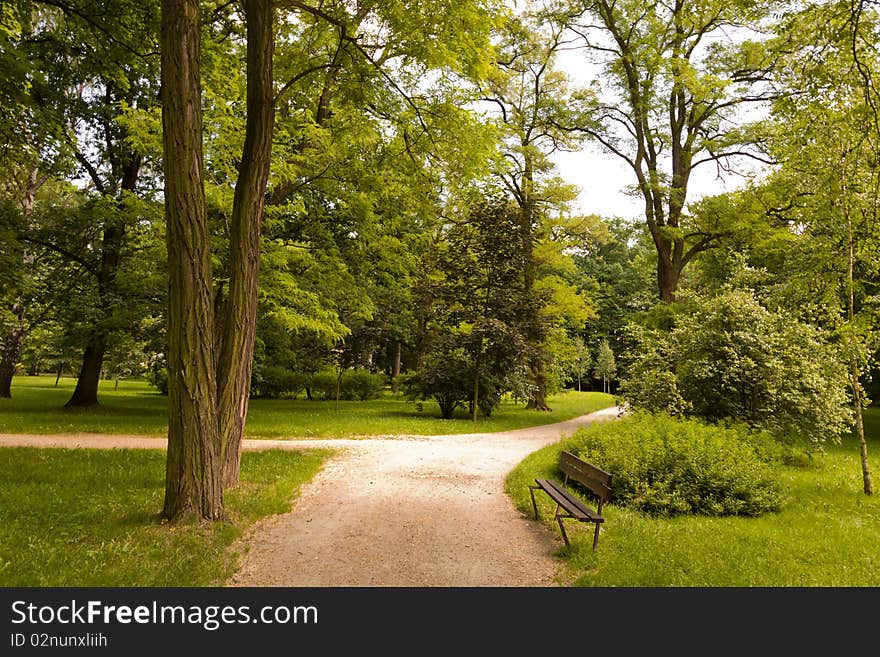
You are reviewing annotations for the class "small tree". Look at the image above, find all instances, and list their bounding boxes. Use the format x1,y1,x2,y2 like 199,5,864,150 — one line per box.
594,340,617,394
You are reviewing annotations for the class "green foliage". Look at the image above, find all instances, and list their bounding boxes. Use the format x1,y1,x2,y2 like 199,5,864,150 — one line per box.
341,369,385,402
402,347,474,419
304,369,385,402
147,366,168,396
620,289,853,446
308,370,339,401
251,365,307,399
570,412,783,517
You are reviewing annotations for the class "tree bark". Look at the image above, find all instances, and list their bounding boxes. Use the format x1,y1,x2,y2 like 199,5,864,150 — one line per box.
846,208,873,495
392,340,402,379
160,0,223,522
217,0,275,488
65,332,108,407
0,329,23,398
657,249,681,304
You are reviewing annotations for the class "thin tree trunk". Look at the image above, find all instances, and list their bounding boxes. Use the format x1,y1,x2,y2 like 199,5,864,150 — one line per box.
472,368,480,422
160,0,223,522
217,0,275,488
63,214,129,407
846,209,873,495
392,341,402,379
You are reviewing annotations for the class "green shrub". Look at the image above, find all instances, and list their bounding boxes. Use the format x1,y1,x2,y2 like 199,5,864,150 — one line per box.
309,370,339,401
252,366,307,399
147,366,168,395
571,411,783,517
619,289,853,446
401,350,474,418
341,369,384,401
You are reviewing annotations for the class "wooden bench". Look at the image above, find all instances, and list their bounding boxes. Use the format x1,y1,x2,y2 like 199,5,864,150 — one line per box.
529,451,612,550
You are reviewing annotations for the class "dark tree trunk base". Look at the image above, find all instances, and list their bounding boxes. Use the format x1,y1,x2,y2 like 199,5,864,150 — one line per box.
65,335,106,408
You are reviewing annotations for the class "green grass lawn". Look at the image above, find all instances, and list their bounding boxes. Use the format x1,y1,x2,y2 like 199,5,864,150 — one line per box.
506,408,880,586
0,446,332,586
0,375,616,438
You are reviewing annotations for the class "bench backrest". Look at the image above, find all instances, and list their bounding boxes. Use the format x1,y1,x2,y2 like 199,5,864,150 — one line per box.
559,451,612,510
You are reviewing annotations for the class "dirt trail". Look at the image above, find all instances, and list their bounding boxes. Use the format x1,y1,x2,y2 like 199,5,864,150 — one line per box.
0,406,621,587
230,406,621,587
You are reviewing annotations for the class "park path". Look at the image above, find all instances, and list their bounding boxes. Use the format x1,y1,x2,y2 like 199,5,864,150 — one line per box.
229,406,622,587
0,406,622,587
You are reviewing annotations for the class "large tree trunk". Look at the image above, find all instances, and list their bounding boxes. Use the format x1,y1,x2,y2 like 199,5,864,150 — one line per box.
64,332,108,407
525,358,551,411
160,0,223,522
0,327,23,398
63,203,131,407
217,0,274,488
657,255,681,304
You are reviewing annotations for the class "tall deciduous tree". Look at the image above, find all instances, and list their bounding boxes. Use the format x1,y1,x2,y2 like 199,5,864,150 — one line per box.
160,0,274,519
562,0,778,302
482,6,594,409
160,0,223,520
761,0,877,494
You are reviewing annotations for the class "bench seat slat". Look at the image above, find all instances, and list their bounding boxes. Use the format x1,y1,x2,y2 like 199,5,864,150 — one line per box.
534,478,603,523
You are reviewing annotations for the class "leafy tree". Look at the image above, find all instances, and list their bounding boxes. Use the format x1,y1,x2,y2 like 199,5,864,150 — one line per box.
620,289,853,447
594,338,616,393
742,0,879,493
0,0,165,407
159,0,504,519
561,333,592,392
481,5,595,408
560,0,779,302
409,197,531,419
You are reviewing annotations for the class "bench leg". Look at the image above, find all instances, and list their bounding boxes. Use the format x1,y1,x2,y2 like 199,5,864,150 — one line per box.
529,486,540,520
592,522,601,551
555,513,571,550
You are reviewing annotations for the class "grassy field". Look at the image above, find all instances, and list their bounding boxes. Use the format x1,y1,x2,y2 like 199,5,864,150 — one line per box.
0,446,332,586
506,408,880,586
0,375,616,438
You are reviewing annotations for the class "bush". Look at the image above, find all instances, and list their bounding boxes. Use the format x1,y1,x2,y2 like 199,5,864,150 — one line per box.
401,352,472,419
252,366,307,399
308,370,339,401
147,366,168,395
619,289,853,446
570,412,783,517
341,369,384,401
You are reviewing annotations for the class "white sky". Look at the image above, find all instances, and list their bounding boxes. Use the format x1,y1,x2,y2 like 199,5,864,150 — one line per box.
552,145,759,221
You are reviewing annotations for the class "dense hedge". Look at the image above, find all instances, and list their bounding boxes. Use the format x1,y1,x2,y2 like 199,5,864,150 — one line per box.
250,367,385,401
570,412,783,517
